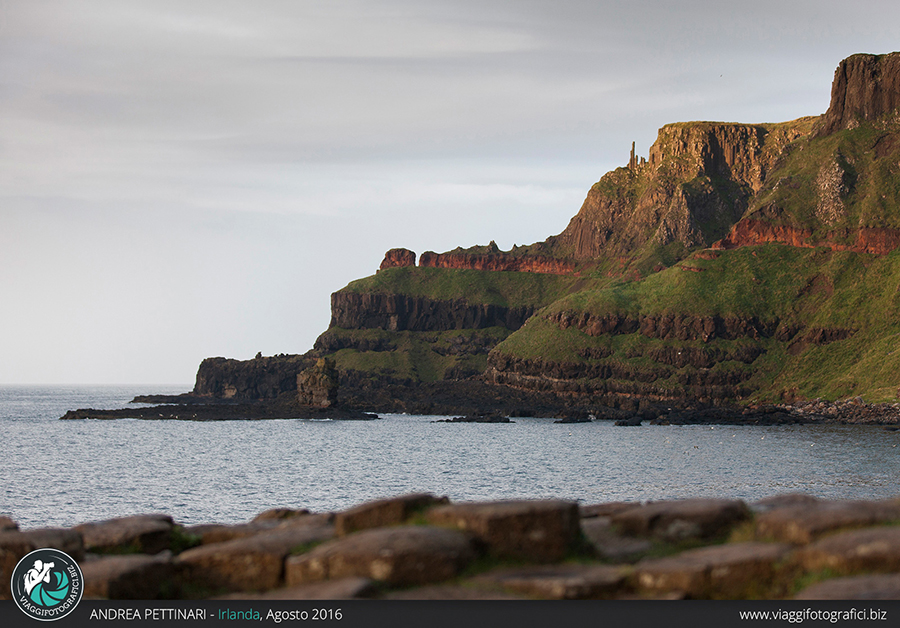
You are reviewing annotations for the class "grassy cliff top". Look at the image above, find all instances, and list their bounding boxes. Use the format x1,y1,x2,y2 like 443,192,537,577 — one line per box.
341,266,600,309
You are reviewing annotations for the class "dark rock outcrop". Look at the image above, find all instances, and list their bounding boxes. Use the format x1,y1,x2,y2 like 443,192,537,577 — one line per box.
550,121,810,261
329,291,534,332
418,250,575,275
819,52,900,136
297,358,339,408
193,354,311,399
379,248,416,270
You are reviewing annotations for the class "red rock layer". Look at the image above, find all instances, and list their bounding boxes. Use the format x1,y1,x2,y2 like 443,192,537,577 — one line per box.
418,251,576,275
379,248,417,270
711,219,900,255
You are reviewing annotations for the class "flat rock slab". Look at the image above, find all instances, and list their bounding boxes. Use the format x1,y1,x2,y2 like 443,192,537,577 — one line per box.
756,500,900,544
0,528,85,599
335,493,447,536
176,523,335,593
252,508,310,522
218,577,376,600
186,514,333,546
635,542,793,598
75,515,174,554
425,500,579,562
795,573,900,599
797,526,900,573
580,502,640,519
751,493,821,514
611,499,751,541
581,518,652,563
285,526,475,587
473,564,628,600
82,554,179,599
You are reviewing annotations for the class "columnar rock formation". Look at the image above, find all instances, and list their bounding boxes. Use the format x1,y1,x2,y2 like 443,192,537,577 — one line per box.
6,493,900,600
819,52,900,136
418,250,575,274
297,358,339,408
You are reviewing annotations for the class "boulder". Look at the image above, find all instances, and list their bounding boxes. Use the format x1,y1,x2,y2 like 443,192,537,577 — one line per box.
252,508,310,522
755,499,900,544
82,554,180,599
796,526,900,573
473,564,628,600
795,573,900,600
186,514,332,545
635,542,793,598
334,493,448,536
425,499,579,562
285,526,475,587
75,514,174,555
0,531,37,599
175,522,335,593
611,498,751,541
580,518,652,563
0,528,84,599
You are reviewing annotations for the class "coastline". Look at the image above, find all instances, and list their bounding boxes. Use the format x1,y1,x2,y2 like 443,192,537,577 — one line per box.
58,393,900,426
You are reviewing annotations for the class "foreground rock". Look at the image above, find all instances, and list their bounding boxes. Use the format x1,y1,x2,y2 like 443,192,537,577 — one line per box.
635,542,793,598
285,526,475,587
610,498,751,541
425,500,580,562
82,554,179,599
9,493,900,600
334,494,448,536
75,514,174,555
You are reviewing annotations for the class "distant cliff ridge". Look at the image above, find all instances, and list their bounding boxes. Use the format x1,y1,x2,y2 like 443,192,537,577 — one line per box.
378,245,576,276
329,291,535,332
189,52,900,409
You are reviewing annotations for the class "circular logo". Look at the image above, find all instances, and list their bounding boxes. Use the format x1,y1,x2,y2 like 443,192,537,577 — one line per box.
10,549,83,621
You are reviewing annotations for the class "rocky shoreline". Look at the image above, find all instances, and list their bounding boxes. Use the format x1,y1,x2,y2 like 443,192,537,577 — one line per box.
5,492,900,600
58,393,900,426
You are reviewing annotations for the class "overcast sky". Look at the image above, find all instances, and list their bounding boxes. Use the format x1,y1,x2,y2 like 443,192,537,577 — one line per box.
2,0,899,385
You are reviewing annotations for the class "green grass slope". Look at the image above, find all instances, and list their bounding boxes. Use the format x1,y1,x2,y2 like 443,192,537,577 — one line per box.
495,244,900,402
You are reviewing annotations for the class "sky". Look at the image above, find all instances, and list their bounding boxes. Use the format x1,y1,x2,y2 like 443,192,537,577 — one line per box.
2,0,899,385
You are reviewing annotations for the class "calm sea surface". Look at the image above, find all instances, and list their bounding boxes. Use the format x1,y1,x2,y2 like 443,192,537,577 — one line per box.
3,385,900,529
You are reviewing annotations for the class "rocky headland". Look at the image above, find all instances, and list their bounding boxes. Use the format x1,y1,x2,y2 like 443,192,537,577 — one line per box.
61,51,900,423
5,492,900,600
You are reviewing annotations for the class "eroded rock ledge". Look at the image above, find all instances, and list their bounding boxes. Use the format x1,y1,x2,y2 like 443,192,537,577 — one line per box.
6,493,900,600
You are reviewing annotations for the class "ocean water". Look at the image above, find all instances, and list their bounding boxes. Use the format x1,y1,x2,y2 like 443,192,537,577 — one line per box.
3,385,900,529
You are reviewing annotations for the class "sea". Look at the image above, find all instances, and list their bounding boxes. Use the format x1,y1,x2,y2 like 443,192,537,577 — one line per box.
3,385,900,530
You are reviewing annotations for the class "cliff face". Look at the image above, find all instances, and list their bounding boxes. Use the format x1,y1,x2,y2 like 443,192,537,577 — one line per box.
329,291,534,332
819,52,900,136
191,52,900,408
418,250,575,274
551,121,810,261
193,355,312,399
